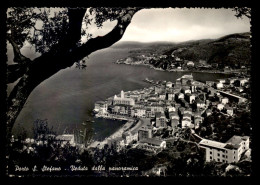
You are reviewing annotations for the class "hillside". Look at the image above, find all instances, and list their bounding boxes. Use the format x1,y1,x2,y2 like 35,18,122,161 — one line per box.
163,32,251,67
115,32,251,69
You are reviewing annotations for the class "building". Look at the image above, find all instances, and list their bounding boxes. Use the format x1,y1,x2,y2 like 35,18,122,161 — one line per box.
216,82,224,89
177,93,184,100
194,117,203,129
221,97,229,105
155,112,167,128
167,106,176,112
187,61,195,67
122,131,138,145
169,111,179,120
166,81,173,88
195,99,206,109
138,125,153,141
94,101,108,114
204,109,213,117
138,138,167,152
180,74,193,85
167,92,175,101
113,90,135,106
186,94,196,104
56,134,75,146
199,135,250,163
217,103,225,111
183,113,192,120
134,108,146,118
182,119,192,128
225,106,234,116
107,137,125,151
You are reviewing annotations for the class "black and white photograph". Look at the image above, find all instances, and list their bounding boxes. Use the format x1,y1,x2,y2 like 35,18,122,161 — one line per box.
2,3,255,182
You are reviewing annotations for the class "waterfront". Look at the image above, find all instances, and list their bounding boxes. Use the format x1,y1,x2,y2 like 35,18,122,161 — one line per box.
12,47,233,140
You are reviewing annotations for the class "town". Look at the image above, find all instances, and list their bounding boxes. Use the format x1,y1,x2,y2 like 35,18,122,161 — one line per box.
115,49,250,76
93,74,251,165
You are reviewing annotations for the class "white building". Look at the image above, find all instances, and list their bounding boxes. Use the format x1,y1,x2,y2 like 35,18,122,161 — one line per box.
221,97,229,105
56,134,75,146
216,82,224,89
217,103,225,111
182,119,192,128
113,90,135,106
166,81,173,88
94,101,108,114
199,136,250,163
167,106,176,112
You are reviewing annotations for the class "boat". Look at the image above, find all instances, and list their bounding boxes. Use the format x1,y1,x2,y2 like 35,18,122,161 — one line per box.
82,122,87,126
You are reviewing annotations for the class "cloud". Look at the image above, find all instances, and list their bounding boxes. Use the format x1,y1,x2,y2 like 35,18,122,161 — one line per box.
120,8,250,42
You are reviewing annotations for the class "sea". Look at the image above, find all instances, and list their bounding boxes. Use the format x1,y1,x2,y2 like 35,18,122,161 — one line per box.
12,47,233,140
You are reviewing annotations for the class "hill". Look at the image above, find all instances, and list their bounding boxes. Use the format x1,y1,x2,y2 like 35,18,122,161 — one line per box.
163,32,251,67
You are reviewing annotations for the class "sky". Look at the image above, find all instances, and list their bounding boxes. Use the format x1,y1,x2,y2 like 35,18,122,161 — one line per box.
7,7,251,63
86,8,251,43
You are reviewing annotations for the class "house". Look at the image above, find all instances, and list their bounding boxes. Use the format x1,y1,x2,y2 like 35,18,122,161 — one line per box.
227,77,238,85
56,134,75,146
221,97,229,105
134,108,146,118
184,108,192,115
94,101,108,114
216,82,224,89
194,117,203,129
183,113,192,120
187,61,195,67
155,112,167,128
139,138,167,151
195,99,206,109
239,78,249,87
138,125,153,141
166,81,173,88
199,136,250,163
206,81,215,87
204,109,213,117
182,119,192,128
217,103,225,111
171,118,179,128
218,79,226,84
225,106,234,116
159,93,166,100
167,106,176,112
177,93,184,100
186,94,196,104
107,137,125,151
169,111,179,120
167,92,175,100
122,131,138,145
178,107,185,116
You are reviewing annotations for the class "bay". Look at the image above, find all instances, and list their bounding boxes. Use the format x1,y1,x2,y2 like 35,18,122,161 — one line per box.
12,47,232,140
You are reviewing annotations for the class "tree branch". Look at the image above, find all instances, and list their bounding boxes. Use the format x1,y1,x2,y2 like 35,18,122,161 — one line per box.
7,33,31,63
70,8,142,62
6,7,142,142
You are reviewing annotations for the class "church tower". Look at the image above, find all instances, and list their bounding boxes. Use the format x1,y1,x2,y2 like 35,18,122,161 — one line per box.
121,90,124,98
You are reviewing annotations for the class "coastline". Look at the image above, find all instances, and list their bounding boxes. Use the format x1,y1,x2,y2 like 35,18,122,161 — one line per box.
87,119,136,149
115,61,243,75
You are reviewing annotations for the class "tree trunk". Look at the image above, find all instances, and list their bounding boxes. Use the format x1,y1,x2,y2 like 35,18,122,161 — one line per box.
6,8,141,142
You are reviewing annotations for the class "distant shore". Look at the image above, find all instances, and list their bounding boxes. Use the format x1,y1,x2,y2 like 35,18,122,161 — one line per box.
115,61,243,75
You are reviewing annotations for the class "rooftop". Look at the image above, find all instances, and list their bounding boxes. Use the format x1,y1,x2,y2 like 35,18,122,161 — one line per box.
199,139,226,149
56,134,74,141
225,135,249,145
139,138,165,146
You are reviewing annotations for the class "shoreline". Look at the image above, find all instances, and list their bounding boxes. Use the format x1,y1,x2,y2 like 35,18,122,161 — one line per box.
87,119,136,149
115,62,245,75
